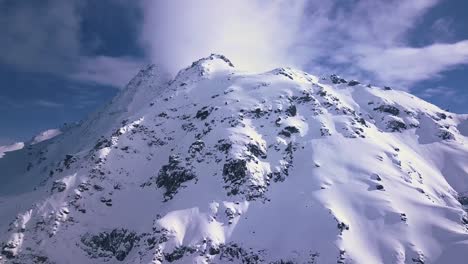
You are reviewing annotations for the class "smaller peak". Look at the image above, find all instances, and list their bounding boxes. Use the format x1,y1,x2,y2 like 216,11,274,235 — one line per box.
267,67,295,80
265,67,317,83
326,74,362,87
126,64,171,88
133,64,159,78
329,74,348,84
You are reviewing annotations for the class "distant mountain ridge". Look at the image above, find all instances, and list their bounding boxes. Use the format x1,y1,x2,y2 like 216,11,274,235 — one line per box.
1,54,468,264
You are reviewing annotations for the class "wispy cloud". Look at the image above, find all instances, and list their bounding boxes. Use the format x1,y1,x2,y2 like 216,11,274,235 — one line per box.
1,0,468,92
0,0,81,74
419,86,458,99
71,56,143,88
416,85,468,112
354,41,468,86
430,17,456,42
140,0,309,74
0,0,144,88
0,137,16,146
34,99,64,108
139,0,468,89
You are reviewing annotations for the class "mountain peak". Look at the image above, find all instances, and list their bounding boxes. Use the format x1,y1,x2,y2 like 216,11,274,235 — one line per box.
173,54,236,83
1,57,468,263
190,53,235,68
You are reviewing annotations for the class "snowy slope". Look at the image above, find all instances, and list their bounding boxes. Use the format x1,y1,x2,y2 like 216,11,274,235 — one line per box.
1,54,468,264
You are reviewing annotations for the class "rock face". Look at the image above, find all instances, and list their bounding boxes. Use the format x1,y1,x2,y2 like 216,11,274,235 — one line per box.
1,54,468,264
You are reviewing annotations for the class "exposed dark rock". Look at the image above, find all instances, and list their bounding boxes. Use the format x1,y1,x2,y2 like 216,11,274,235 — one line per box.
51,181,67,193
330,74,347,84
317,90,327,97
194,53,235,67
387,120,407,132
373,174,382,181
156,155,196,200
285,105,297,117
223,159,248,196
337,222,350,233
209,246,221,255
458,194,468,212
63,154,76,169
251,108,269,118
297,92,314,103
458,195,468,205
275,68,294,80
272,142,296,183
219,243,263,264
338,250,346,264
438,130,455,140
93,184,104,191
216,140,232,154
181,122,196,132
94,138,112,150
247,143,267,159
100,197,112,206
436,112,447,120
412,255,425,264
164,246,196,262
279,126,300,137
1,243,16,259
374,105,400,116
462,215,468,225
357,118,367,126
320,128,331,136
188,140,205,156
348,80,360,86
401,213,407,222
81,229,139,261
195,106,213,120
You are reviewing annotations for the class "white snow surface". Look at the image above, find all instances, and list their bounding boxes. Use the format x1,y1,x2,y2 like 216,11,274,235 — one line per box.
0,54,467,264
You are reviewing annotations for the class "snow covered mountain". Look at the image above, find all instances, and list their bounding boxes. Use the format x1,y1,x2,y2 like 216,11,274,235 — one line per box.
1,54,468,264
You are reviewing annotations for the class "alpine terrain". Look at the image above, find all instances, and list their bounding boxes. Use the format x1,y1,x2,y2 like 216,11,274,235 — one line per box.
1,54,468,264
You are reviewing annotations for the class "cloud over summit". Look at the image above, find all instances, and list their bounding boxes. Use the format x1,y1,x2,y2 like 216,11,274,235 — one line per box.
1,0,468,90
139,0,468,89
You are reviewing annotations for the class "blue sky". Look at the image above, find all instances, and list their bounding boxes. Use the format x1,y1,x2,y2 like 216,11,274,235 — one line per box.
0,0,467,145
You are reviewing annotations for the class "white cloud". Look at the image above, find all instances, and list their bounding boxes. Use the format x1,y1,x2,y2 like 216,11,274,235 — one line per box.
138,0,468,89
430,17,455,42
0,0,145,89
71,56,144,88
0,0,81,74
419,86,458,98
140,0,310,74
355,41,468,86
35,99,63,108
2,0,468,91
